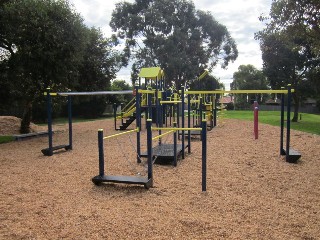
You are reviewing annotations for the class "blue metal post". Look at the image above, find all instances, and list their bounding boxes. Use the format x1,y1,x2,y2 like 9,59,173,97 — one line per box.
199,97,203,126
280,87,285,155
146,119,153,186
68,95,73,150
113,103,117,130
148,92,152,119
187,94,191,153
214,97,217,127
201,118,207,192
98,129,105,177
286,84,292,162
181,87,185,159
135,84,141,163
173,122,177,167
46,88,53,156
158,95,162,145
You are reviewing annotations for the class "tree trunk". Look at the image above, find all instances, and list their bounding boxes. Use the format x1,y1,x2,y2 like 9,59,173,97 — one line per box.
291,93,299,122
20,101,33,134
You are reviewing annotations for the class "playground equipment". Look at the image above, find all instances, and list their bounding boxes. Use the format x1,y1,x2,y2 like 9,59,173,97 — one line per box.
184,85,301,163
92,118,208,191
91,127,153,189
41,88,133,156
253,101,259,140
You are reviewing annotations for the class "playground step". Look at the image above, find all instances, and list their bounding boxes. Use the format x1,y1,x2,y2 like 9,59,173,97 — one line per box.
92,175,152,189
282,148,302,163
41,144,71,156
287,148,302,163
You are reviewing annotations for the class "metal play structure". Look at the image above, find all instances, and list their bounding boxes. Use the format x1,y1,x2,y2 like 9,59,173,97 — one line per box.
41,67,301,190
41,88,133,156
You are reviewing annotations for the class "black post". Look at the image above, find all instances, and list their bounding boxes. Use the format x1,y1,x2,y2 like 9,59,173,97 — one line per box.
173,122,177,167
280,87,285,155
135,84,141,163
181,87,185,159
201,118,207,192
146,119,153,186
46,88,53,156
187,94,191,154
214,97,217,127
286,84,292,162
98,129,105,177
68,95,73,150
120,103,124,126
148,92,152,119
113,103,117,130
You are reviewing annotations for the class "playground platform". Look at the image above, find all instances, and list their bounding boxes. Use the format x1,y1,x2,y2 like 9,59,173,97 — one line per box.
141,143,187,164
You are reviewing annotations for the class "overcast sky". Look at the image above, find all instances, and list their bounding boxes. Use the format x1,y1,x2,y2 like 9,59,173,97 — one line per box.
69,0,272,90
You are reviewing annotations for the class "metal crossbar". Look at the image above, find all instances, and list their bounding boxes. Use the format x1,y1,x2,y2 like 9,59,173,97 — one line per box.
57,90,133,96
152,130,175,141
152,127,201,131
184,89,294,94
103,128,139,140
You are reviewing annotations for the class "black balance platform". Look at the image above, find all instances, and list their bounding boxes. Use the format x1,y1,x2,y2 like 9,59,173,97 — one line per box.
92,175,152,189
141,144,186,164
281,148,302,163
41,144,71,156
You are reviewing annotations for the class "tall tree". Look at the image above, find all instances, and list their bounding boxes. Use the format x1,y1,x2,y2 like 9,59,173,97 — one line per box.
256,0,320,121
231,65,269,107
0,0,123,132
110,0,238,90
0,0,88,132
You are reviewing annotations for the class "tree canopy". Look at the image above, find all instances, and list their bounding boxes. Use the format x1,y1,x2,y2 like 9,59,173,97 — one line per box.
110,0,238,89
231,65,269,108
0,0,122,132
255,0,320,120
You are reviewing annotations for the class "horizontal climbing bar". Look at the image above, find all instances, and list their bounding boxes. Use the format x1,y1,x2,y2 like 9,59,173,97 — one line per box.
103,128,139,140
44,90,133,96
184,89,295,94
58,90,133,96
152,130,175,141
138,89,155,94
160,100,181,104
152,127,201,131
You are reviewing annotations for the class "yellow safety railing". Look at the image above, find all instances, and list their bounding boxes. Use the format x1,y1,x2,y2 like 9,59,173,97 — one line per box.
103,128,139,140
152,127,201,131
152,130,176,141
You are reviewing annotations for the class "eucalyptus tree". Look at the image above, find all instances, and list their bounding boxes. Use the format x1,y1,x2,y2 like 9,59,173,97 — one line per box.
110,0,238,89
256,0,320,121
231,65,269,108
0,0,122,132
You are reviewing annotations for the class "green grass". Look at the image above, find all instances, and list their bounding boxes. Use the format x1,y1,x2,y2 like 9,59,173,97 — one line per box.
0,135,15,144
224,110,320,135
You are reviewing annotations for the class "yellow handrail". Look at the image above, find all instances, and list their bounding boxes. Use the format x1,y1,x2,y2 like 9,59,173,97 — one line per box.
103,128,139,140
152,130,175,141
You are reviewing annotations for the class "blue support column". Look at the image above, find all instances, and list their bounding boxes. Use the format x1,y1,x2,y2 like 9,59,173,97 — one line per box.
201,118,207,192
214,97,217,127
148,92,152,120
146,119,153,186
173,122,177,167
68,95,73,150
135,84,141,163
280,87,285,155
113,103,117,130
181,87,185,159
46,88,53,156
286,84,292,162
187,94,191,154
98,129,105,177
